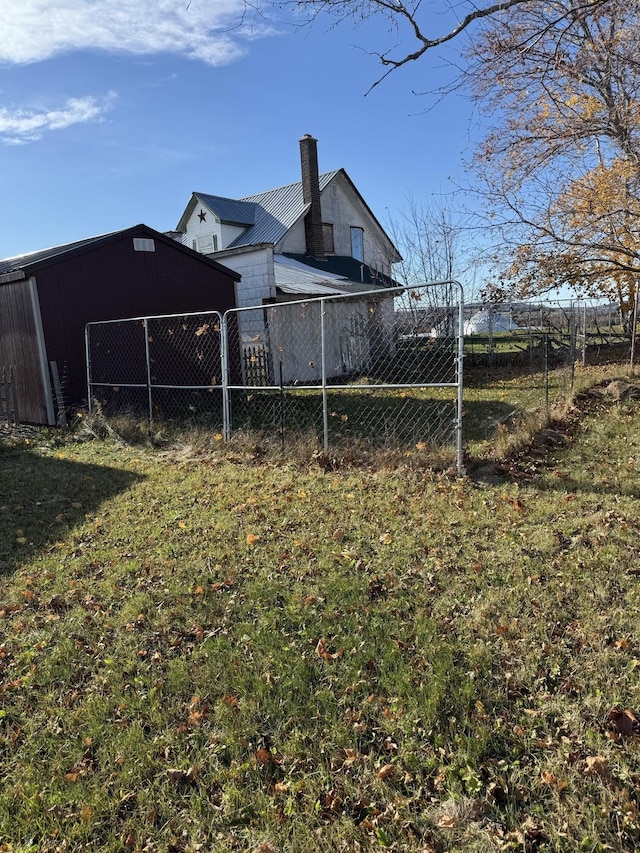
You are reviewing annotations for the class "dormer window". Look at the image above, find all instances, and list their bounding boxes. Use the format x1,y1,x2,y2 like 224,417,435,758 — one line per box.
193,234,218,253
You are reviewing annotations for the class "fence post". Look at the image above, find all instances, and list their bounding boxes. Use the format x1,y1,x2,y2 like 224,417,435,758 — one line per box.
221,314,231,441
544,334,550,411
630,284,639,377
85,324,94,414
321,299,329,454
456,283,465,477
569,318,577,393
143,318,153,423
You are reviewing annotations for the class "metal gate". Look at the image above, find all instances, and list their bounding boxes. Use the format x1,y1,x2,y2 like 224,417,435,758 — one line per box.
86,283,465,473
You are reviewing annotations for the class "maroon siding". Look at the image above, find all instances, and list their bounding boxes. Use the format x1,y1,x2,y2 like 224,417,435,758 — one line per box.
0,280,49,424
1,227,239,423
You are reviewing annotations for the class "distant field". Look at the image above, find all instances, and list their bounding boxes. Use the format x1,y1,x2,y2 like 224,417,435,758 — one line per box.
1,370,639,851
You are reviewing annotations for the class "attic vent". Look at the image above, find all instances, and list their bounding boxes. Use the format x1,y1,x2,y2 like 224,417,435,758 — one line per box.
133,237,155,252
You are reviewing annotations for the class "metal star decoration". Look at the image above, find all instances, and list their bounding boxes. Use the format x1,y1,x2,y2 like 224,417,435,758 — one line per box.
198,209,207,222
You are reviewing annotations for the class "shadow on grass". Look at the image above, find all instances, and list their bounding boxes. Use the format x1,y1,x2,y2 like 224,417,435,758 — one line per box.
229,389,517,448
0,445,143,576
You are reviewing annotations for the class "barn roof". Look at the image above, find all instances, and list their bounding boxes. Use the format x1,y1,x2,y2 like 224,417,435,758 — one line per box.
0,223,241,283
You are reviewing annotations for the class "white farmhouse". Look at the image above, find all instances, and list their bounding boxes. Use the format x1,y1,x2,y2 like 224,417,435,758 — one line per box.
174,135,401,384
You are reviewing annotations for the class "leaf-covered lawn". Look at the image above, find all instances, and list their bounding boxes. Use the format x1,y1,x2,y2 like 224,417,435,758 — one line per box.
1,383,640,851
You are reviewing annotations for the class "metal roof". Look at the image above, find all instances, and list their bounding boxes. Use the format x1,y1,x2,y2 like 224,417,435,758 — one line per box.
283,253,399,289
178,168,401,262
228,171,341,249
274,254,385,297
193,194,257,227
0,231,121,276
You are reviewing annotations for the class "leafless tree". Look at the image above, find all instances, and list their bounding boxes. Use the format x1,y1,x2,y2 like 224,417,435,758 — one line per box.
385,196,480,333
256,0,609,89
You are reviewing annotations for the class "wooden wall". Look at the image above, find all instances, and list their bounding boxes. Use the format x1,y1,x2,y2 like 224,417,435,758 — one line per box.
0,280,49,424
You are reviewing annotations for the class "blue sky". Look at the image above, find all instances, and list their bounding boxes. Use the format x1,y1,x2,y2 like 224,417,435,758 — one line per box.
0,1,479,266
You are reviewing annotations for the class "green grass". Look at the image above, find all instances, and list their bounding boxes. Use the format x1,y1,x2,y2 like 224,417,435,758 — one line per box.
1,371,640,851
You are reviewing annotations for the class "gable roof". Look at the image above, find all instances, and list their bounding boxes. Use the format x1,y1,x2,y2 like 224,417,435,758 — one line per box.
177,166,401,261
231,171,340,248
188,194,258,228
178,171,340,248
0,224,241,284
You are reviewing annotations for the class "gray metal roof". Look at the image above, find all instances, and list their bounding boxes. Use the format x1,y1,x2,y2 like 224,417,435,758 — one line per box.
0,231,120,276
228,171,341,249
274,254,385,297
194,194,257,227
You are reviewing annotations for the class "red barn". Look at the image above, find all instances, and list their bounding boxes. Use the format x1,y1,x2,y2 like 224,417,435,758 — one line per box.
0,224,239,425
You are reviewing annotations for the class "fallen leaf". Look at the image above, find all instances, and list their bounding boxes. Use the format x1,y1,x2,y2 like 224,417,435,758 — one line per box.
608,708,638,737
246,533,260,546
316,638,344,662
255,747,273,767
584,755,610,779
166,766,198,785
376,764,395,780
541,771,567,791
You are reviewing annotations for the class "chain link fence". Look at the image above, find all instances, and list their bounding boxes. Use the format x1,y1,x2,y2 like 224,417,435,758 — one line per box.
86,311,225,430
86,283,465,471
85,291,630,470
459,299,631,445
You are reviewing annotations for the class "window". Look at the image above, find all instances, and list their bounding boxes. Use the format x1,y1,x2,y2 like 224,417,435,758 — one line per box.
133,238,155,252
350,227,364,262
322,223,335,254
195,234,218,253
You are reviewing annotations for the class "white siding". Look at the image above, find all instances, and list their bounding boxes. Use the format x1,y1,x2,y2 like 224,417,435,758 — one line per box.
277,218,307,254
278,173,395,275
220,223,247,248
267,298,387,384
184,205,223,254
215,247,275,310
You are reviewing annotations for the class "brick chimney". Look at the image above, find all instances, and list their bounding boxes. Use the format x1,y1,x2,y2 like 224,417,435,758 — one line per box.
299,134,324,258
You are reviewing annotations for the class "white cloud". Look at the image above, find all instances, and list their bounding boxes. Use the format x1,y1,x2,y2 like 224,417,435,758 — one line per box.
0,93,115,144
0,0,272,66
